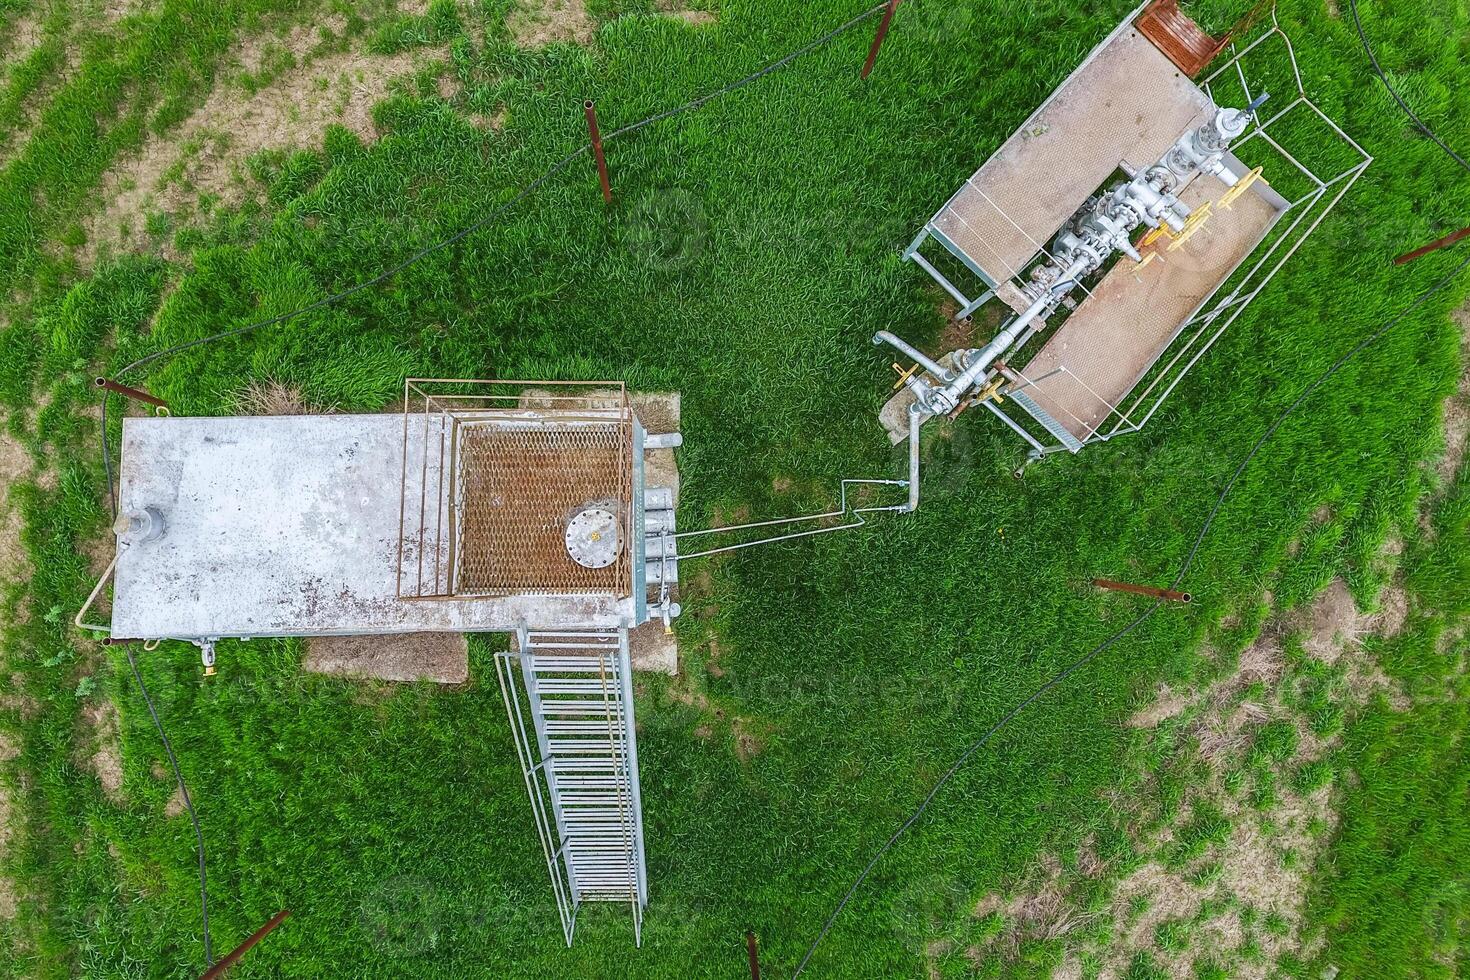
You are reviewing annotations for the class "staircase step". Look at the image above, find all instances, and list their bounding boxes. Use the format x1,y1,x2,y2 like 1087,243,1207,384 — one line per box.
1006,388,1085,453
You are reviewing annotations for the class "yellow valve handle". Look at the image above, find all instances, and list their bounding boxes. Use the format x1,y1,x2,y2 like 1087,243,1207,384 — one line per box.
1218,166,1266,210
891,361,921,391
1133,252,1158,273
975,377,1006,405
1139,225,1172,249
1168,201,1213,252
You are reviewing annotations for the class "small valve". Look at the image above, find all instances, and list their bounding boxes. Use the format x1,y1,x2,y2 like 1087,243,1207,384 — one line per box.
1139,225,1172,249
1218,166,1266,210
891,361,921,391
975,377,1006,405
196,640,217,678
1168,201,1213,251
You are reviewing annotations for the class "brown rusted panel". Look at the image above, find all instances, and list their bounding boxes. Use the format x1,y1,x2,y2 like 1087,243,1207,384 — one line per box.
453,421,631,597
1135,0,1227,77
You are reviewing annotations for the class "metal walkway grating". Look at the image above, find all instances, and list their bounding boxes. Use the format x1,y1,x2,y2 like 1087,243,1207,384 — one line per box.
924,26,1214,289
1006,389,1084,454
454,423,631,596
1014,175,1283,442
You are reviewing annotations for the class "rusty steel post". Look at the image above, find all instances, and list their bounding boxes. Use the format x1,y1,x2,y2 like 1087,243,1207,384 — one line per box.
1093,578,1192,603
861,0,902,80
199,909,290,980
96,377,168,410
745,929,761,980
584,100,612,204
1393,226,1470,266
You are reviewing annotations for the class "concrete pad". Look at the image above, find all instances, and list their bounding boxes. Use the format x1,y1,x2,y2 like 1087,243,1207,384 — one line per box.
628,618,678,675
112,414,635,639
303,632,468,684
631,391,681,505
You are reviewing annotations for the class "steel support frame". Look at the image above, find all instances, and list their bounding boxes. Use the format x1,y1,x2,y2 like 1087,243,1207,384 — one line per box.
944,13,1369,457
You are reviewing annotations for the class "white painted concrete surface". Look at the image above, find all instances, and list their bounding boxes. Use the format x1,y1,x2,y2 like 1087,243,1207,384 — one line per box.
111,415,633,639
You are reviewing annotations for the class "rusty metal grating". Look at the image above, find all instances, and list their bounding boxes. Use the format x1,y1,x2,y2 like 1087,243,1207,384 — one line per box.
454,422,630,595
397,380,633,600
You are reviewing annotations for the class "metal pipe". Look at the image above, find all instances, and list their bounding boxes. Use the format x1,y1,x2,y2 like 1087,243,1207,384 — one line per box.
904,404,923,512
871,330,951,381
746,930,761,980
1092,578,1192,603
860,0,901,80
584,100,612,204
199,909,290,980
936,260,1087,407
95,376,168,410
1394,226,1470,266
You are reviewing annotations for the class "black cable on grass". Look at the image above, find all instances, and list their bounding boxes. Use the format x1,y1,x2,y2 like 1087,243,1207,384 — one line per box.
792,249,1470,977
97,1,889,517
1349,0,1470,176
121,642,213,968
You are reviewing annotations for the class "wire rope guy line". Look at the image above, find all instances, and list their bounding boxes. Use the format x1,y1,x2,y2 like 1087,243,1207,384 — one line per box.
118,639,215,971
1349,0,1470,176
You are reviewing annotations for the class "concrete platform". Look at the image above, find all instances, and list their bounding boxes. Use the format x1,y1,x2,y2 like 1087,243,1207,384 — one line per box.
303,632,469,684
112,414,635,640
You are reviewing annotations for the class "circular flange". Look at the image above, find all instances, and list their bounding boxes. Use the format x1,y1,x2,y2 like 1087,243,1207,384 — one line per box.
565,507,623,569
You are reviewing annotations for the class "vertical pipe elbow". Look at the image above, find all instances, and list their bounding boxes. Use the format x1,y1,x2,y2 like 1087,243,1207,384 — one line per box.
904,405,924,512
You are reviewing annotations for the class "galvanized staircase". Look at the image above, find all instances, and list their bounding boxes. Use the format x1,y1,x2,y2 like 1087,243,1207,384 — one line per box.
495,628,647,946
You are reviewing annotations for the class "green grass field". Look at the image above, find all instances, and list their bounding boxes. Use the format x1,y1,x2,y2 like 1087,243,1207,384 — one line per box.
1,0,1468,976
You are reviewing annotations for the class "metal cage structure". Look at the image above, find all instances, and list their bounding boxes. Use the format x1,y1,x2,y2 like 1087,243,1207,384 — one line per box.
396,380,637,600
902,8,1370,458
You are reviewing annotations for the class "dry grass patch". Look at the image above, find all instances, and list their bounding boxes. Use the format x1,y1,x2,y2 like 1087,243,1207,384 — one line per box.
236,378,331,416
656,2,718,27
75,698,124,803
83,22,442,266
507,0,595,48
0,731,19,920
0,429,30,584
996,577,1414,976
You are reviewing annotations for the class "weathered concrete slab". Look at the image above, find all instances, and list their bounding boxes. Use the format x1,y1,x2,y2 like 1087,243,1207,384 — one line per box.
112,414,634,640
304,632,468,684
631,391,681,506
